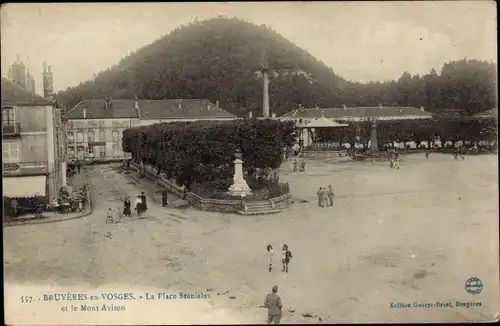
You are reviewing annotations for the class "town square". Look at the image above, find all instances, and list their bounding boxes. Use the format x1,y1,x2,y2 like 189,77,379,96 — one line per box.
2,2,499,325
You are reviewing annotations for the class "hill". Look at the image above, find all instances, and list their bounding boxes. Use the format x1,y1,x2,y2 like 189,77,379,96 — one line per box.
56,18,497,117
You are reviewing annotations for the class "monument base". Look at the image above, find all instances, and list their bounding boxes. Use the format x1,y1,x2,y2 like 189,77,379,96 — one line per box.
228,180,252,197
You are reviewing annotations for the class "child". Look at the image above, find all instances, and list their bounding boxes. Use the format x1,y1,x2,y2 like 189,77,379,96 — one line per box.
281,244,293,273
266,245,275,272
106,208,113,224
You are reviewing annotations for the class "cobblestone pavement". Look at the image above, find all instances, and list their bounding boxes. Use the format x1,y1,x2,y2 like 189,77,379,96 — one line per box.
4,154,499,324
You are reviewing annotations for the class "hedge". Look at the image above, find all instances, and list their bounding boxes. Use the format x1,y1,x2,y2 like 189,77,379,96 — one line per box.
122,119,297,188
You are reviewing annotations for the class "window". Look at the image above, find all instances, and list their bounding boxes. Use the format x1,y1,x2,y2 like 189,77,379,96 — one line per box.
98,129,105,142
67,132,74,142
112,130,119,142
88,130,95,142
87,146,95,157
77,146,85,159
98,121,105,128
2,141,20,163
2,107,16,125
112,144,120,155
68,146,75,158
99,146,106,158
76,132,84,142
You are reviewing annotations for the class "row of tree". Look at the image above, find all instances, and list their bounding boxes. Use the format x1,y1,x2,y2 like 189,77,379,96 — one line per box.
122,119,297,189
55,18,497,117
316,116,497,148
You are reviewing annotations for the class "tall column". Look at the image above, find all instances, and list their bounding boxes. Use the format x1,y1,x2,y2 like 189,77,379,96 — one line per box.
370,118,379,154
262,68,270,118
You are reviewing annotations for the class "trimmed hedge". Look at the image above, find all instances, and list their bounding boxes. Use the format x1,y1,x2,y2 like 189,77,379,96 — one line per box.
123,119,297,188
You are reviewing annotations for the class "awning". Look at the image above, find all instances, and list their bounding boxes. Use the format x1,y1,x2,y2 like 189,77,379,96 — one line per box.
2,176,47,198
299,116,348,128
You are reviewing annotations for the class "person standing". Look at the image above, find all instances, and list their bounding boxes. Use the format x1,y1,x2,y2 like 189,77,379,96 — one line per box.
135,196,142,217
106,208,114,224
281,244,293,273
327,185,334,206
316,187,323,207
425,149,429,160
161,189,169,207
266,244,275,272
140,191,147,212
264,285,283,324
293,159,298,172
10,198,18,218
321,187,329,207
123,197,132,217
301,160,306,172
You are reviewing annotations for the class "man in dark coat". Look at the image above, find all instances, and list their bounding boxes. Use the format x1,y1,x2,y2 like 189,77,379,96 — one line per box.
161,189,169,207
140,192,147,212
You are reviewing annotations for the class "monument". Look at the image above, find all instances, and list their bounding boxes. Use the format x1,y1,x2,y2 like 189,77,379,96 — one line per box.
227,150,252,198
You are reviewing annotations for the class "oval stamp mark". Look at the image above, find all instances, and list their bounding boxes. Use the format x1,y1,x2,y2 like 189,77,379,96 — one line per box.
465,277,483,295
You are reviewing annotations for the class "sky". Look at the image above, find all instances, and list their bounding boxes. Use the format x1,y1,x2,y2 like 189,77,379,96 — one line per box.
1,2,497,96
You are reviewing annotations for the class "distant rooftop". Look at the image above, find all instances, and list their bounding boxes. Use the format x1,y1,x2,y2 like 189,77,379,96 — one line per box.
1,77,53,106
66,98,236,120
281,106,433,120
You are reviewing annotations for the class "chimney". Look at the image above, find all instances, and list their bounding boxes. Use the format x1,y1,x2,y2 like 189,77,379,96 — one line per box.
43,62,47,73
82,108,87,119
420,106,425,111
262,67,270,118
378,103,383,110
206,104,210,111
48,65,52,73
178,100,182,110
216,100,219,107
272,113,276,118
316,105,320,110
249,111,253,118
342,104,347,111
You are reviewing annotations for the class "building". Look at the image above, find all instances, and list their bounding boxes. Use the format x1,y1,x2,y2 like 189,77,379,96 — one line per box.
64,98,236,161
26,69,36,94
279,105,433,147
43,62,54,99
2,78,66,202
9,56,27,89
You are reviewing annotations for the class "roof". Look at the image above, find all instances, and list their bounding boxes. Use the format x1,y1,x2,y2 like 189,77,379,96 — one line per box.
66,99,139,119
297,116,348,128
281,106,433,120
1,77,53,106
139,99,236,119
66,98,236,120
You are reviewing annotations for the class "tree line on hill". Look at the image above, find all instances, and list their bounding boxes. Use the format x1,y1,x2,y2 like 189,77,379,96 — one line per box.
55,18,497,117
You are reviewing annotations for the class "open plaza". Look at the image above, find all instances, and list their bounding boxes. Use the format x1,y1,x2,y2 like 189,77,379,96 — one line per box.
4,152,498,324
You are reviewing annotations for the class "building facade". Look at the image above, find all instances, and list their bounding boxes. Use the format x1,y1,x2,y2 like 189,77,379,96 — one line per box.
2,78,65,201
279,105,434,147
65,98,236,161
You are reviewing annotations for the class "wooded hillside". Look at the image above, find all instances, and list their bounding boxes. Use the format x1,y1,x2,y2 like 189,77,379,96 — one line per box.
56,18,497,117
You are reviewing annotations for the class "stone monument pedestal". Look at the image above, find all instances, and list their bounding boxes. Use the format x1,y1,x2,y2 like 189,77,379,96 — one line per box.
228,152,252,198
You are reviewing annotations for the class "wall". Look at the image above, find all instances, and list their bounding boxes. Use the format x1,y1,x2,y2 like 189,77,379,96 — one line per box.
17,106,47,132
20,134,48,163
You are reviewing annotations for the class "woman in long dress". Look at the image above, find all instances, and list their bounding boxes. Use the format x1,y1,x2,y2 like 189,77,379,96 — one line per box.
123,197,132,217
267,245,275,272
135,196,142,217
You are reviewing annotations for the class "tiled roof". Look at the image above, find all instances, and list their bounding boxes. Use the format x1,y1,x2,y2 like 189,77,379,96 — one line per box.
66,99,139,119
139,99,236,119
66,98,236,120
1,77,53,106
281,106,433,119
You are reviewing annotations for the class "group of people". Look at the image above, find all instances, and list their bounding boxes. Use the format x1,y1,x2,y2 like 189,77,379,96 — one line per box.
266,244,293,273
121,191,148,218
316,185,334,207
292,159,306,172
